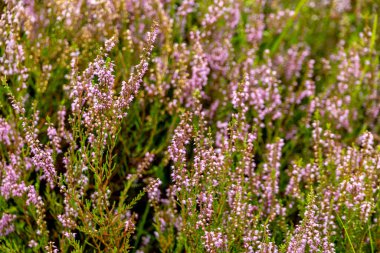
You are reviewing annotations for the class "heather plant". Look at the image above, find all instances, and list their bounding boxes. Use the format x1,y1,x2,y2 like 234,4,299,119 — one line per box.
1,0,380,252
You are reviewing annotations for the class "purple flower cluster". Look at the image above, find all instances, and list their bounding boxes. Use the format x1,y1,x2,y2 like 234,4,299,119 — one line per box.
0,213,16,236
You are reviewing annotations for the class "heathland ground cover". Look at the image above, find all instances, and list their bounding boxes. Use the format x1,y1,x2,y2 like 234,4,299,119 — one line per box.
0,0,380,252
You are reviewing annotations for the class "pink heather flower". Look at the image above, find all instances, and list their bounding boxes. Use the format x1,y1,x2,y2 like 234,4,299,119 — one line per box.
206,41,230,75
171,31,210,109
177,0,195,16
124,214,136,232
45,241,59,253
28,240,38,248
201,0,227,27
190,32,209,90
8,93,25,115
26,185,43,207
137,152,155,178
322,97,350,130
115,23,158,118
287,196,334,253
246,14,264,45
0,118,12,145
360,201,374,221
295,59,315,104
244,54,282,126
232,74,250,116
338,173,370,215
196,192,213,229
7,92,57,188
260,139,284,217
23,120,57,188
67,24,157,152
57,106,66,136
267,9,295,34
146,178,162,206
359,131,374,156
203,230,227,252
0,9,29,90
333,0,351,13
58,186,80,230
168,112,193,191
62,231,76,239
105,35,117,52
0,155,28,199
275,44,310,81
47,125,62,153
256,242,279,253
0,213,16,236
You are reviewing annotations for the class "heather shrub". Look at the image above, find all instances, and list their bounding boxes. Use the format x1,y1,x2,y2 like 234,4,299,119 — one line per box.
0,0,380,252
